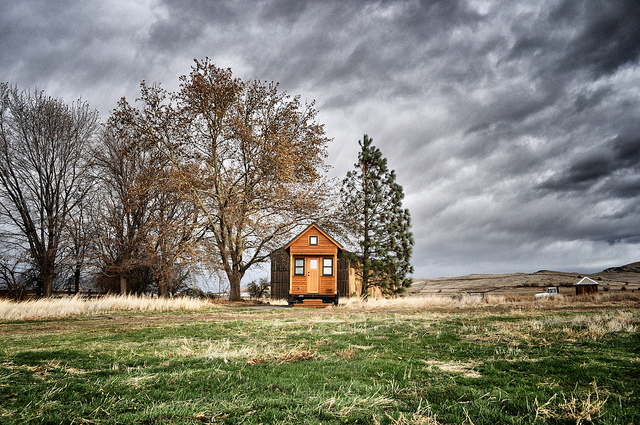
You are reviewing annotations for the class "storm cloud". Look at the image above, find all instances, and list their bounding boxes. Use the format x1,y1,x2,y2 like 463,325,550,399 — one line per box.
1,0,638,277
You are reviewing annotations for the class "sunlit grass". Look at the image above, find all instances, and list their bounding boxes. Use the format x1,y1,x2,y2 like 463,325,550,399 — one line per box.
0,305,638,424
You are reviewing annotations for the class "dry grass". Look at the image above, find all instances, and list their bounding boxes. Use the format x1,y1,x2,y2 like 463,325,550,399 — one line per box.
168,334,318,365
422,360,482,378
246,348,316,365
341,294,505,310
535,382,608,424
318,391,397,419
340,292,640,311
0,294,209,321
383,410,441,425
275,348,316,363
336,348,359,359
4,291,637,322
262,297,289,306
540,311,637,340
174,335,317,363
573,311,637,333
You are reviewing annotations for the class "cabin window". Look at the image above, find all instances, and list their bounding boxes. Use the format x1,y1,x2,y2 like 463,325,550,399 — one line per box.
294,258,305,275
309,236,318,245
322,258,333,276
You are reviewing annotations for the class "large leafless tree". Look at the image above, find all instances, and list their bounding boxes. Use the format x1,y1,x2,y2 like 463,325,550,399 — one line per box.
0,84,98,297
89,124,156,295
92,88,199,297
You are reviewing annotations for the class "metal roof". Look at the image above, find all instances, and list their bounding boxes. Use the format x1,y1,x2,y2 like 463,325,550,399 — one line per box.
573,276,599,286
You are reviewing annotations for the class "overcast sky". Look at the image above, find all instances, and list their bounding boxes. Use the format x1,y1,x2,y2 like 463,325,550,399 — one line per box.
2,0,639,278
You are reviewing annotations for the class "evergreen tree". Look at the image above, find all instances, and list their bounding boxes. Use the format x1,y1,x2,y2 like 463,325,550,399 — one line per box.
340,134,414,297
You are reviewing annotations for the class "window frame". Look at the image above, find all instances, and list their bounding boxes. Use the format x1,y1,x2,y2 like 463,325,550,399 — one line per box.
322,257,334,276
309,235,318,245
294,258,305,276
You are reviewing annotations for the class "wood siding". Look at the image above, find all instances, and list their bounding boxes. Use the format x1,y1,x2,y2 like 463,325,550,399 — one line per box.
337,255,351,297
287,227,338,257
290,274,308,295
288,226,338,295
575,285,598,295
269,248,290,299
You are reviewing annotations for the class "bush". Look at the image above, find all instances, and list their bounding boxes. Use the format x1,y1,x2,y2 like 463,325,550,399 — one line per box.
247,277,270,299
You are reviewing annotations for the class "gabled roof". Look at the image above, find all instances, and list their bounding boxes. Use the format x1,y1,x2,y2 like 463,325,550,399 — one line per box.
284,223,344,251
574,276,599,286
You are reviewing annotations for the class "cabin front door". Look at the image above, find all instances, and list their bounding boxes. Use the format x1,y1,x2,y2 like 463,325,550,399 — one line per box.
307,257,319,293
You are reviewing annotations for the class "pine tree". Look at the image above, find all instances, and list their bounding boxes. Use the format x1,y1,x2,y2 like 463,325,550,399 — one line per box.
340,134,414,297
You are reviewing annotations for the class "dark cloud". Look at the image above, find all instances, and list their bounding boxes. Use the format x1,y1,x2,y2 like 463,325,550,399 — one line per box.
147,16,206,53
574,86,612,113
505,0,640,81
612,134,640,168
1,0,639,277
539,152,615,191
557,0,640,77
539,131,640,194
260,0,310,23
158,0,238,25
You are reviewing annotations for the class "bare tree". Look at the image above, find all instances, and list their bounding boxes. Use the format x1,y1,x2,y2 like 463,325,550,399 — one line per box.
91,89,199,297
0,248,32,300
61,182,95,294
0,84,98,297
145,179,199,296
89,122,155,294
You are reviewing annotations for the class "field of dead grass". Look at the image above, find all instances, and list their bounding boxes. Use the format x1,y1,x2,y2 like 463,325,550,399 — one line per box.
341,292,640,311
0,294,209,321
2,291,639,322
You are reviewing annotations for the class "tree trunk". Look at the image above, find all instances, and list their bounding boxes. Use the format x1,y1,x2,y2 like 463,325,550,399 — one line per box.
228,271,242,301
74,264,81,294
42,272,54,298
119,274,127,295
158,277,168,298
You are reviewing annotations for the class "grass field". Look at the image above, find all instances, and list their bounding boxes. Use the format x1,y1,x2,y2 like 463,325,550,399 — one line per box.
1,296,639,424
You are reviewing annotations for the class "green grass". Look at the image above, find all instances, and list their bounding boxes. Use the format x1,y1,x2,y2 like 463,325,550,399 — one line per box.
0,307,638,424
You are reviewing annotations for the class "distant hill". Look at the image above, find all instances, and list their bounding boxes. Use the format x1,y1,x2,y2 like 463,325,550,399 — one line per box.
598,261,640,275
408,261,640,296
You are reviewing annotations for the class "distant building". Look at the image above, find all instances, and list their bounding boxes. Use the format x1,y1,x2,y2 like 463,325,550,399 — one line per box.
574,276,599,295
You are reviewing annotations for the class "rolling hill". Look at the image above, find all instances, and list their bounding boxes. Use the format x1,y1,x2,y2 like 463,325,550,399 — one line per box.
408,261,640,296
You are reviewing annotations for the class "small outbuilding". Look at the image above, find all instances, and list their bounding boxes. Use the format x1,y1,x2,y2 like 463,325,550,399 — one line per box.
270,223,360,306
574,276,599,295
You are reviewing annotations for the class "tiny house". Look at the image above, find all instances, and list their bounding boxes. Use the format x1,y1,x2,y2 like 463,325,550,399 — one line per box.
270,224,358,306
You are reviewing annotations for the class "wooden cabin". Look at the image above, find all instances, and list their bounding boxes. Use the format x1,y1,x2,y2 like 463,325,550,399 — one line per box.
270,224,360,306
574,276,599,295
